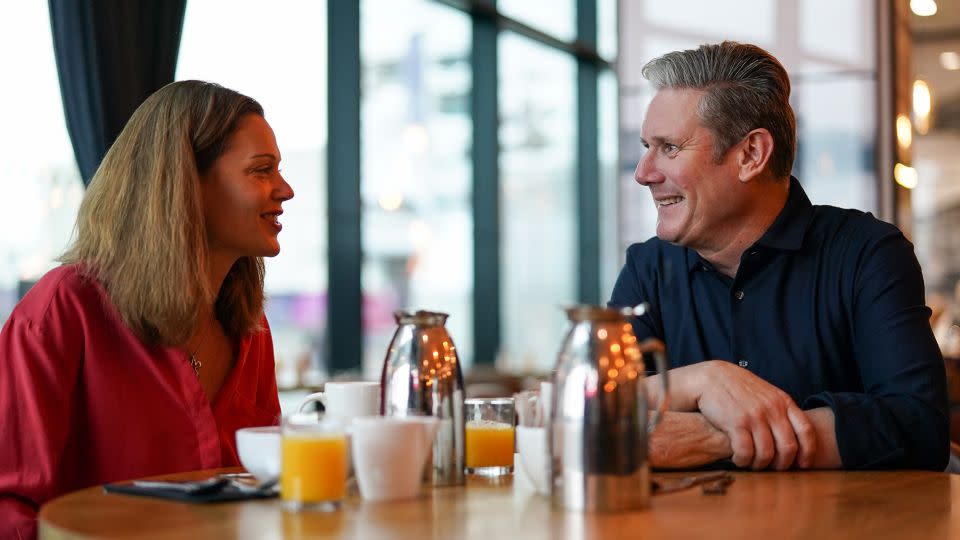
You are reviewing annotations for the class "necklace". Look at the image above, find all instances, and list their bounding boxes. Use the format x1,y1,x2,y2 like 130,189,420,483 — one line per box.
188,314,215,377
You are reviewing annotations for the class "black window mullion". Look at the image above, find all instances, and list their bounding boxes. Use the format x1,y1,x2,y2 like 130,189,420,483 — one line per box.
327,0,362,374
577,0,601,304
471,2,500,365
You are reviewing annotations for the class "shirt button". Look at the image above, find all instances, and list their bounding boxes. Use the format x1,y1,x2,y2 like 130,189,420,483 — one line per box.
738,359,749,368
734,290,745,300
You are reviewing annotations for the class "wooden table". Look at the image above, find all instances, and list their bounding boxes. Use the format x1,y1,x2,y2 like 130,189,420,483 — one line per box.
39,467,960,539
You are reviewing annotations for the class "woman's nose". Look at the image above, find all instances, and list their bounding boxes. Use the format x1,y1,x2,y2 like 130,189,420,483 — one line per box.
275,175,294,201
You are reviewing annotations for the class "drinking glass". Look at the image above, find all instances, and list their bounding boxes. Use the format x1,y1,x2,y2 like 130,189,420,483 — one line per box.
465,397,516,477
281,415,348,511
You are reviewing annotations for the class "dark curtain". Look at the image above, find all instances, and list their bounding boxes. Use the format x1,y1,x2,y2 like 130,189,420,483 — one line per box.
48,0,187,185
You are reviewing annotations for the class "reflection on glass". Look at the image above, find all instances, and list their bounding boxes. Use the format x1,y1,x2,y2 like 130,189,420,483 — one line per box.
0,3,82,324
499,32,577,372
361,0,473,378
177,0,329,388
498,0,576,42
911,134,960,297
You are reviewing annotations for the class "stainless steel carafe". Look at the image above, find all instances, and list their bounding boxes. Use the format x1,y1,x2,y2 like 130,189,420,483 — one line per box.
550,305,669,511
380,310,465,486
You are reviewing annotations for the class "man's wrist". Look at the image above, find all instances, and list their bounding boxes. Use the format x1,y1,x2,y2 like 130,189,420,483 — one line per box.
667,361,713,411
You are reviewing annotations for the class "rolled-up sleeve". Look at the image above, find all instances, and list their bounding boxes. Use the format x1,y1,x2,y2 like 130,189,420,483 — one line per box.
804,230,948,470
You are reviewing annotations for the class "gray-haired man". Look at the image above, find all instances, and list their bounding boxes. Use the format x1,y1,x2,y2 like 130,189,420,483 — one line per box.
611,41,947,471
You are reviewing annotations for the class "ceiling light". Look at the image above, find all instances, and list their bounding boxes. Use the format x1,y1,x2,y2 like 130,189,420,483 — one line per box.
940,52,960,71
896,114,913,149
913,79,932,134
894,163,918,189
910,0,938,16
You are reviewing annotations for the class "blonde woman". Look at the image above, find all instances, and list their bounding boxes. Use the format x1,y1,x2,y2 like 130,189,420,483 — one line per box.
0,80,294,537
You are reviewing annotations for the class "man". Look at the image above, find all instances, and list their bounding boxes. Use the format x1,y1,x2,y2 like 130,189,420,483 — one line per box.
610,41,948,471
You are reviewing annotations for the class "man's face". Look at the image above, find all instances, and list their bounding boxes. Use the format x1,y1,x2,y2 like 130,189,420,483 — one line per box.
635,88,746,252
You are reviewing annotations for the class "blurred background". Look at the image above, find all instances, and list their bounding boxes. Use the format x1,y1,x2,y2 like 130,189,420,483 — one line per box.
1,0,957,408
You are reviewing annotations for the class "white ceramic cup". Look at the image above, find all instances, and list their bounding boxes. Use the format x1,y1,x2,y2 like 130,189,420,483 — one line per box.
516,425,549,495
350,416,440,502
235,426,281,483
297,381,380,422
540,381,553,421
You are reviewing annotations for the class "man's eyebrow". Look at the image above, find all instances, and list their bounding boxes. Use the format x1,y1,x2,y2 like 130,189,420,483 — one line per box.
640,136,669,146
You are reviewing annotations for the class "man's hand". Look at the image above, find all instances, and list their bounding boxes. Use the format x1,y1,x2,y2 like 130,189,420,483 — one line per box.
649,411,732,469
675,361,817,470
641,346,820,470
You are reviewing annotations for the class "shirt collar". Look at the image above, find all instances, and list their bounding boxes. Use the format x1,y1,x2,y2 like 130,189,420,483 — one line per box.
754,176,814,251
685,177,814,274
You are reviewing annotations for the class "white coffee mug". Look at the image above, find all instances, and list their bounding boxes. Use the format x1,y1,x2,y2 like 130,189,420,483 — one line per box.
350,416,440,501
297,381,380,422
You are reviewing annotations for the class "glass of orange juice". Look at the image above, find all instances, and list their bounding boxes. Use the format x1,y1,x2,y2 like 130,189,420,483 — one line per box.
465,397,516,477
281,415,348,511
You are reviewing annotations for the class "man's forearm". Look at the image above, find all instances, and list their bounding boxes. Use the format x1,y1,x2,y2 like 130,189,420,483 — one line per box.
804,407,842,468
645,363,707,412
649,411,732,469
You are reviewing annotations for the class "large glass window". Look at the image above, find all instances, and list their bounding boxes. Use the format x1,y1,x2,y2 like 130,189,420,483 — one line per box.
598,0,618,61
177,0,329,389
498,0,576,42
360,0,473,378
499,32,577,371
0,3,82,323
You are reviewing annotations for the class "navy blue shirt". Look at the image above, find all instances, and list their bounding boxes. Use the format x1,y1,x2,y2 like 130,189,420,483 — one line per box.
610,178,948,470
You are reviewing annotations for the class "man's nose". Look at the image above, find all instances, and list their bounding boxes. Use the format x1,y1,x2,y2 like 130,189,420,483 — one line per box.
634,150,664,186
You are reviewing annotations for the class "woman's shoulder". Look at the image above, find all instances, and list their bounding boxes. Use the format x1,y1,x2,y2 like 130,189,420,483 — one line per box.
11,264,107,328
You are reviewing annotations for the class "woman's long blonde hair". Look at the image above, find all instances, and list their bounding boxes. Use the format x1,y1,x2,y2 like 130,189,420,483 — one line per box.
61,80,266,346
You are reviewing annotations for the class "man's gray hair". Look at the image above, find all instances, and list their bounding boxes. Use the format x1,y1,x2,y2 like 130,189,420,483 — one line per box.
642,41,796,179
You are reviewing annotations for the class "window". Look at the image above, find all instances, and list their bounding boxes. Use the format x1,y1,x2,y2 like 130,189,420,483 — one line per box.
177,0,329,388
499,32,577,371
361,0,473,376
0,3,82,323
498,0,576,42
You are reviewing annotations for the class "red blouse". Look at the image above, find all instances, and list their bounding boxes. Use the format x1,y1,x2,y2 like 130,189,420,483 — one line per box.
0,265,281,538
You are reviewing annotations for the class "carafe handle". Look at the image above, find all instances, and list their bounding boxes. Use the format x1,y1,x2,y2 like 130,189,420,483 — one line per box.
639,339,669,433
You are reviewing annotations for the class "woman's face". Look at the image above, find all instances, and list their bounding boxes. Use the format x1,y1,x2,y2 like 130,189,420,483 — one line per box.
200,114,294,261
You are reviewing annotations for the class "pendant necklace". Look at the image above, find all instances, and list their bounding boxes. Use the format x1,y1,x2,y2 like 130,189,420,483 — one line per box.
188,315,215,377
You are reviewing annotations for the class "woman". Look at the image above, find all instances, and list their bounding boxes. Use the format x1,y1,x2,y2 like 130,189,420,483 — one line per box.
0,81,294,537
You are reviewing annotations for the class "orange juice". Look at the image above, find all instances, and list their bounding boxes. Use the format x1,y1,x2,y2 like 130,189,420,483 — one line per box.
465,421,515,468
281,434,348,504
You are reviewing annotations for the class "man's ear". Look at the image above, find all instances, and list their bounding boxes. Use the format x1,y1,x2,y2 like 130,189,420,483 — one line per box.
736,128,774,182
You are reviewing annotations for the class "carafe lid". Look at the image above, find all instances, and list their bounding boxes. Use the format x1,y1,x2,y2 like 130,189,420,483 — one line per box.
565,303,649,322
394,310,449,326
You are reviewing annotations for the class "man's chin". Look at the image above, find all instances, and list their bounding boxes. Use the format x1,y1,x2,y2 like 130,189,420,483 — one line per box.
655,225,681,245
